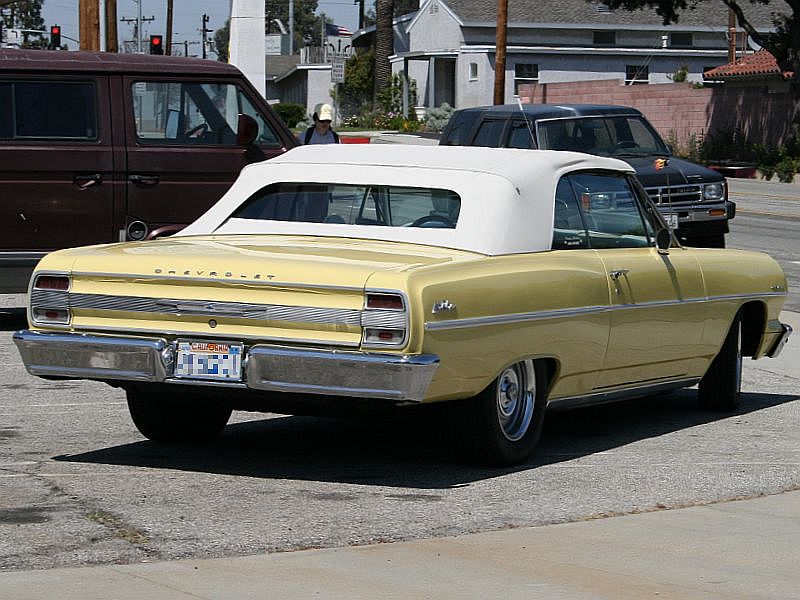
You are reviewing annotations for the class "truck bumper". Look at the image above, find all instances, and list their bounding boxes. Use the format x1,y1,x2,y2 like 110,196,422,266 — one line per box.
13,330,440,403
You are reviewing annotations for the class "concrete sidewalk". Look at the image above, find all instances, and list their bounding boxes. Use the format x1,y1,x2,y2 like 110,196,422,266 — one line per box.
2,489,798,600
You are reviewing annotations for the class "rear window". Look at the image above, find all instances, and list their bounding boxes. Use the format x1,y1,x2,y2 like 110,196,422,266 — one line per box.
0,81,97,140
230,183,461,228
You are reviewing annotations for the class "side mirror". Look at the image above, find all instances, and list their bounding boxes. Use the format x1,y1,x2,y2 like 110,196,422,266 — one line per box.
236,113,259,147
656,228,671,254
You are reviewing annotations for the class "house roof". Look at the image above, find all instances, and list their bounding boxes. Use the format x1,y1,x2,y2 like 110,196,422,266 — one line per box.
265,54,300,79
441,0,787,29
703,49,794,80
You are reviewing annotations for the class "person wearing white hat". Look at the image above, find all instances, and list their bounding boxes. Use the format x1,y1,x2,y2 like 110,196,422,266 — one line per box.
303,103,340,144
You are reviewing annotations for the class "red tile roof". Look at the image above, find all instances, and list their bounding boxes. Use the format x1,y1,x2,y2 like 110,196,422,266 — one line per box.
704,50,793,80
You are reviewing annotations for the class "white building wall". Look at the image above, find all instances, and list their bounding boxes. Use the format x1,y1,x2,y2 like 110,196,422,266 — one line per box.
408,0,464,52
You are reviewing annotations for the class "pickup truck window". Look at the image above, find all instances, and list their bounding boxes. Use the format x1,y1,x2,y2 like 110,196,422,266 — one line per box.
0,81,97,140
537,116,669,157
231,183,461,228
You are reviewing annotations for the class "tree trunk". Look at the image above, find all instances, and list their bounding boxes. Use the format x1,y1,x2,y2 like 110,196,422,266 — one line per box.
374,0,394,103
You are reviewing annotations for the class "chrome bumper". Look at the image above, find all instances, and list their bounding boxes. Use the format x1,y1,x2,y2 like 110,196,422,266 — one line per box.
13,330,439,403
767,323,792,359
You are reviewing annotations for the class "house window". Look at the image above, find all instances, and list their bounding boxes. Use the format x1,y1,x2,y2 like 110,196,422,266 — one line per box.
469,62,478,81
593,31,616,46
625,65,649,85
670,33,693,48
514,63,539,95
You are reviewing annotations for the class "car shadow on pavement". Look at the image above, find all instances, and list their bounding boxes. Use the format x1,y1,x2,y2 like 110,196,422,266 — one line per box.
54,388,798,489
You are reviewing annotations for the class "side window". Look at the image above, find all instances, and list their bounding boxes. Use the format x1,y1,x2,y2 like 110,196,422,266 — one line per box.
237,91,280,146
132,81,275,146
569,173,652,249
440,110,480,146
552,177,589,250
507,121,535,149
0,81,97,140
472,119,506,147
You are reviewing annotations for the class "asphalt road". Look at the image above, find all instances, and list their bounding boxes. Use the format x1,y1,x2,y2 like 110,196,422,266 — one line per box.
0,177,798,573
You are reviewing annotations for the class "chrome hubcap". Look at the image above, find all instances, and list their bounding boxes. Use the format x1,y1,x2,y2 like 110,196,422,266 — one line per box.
495,360,536,442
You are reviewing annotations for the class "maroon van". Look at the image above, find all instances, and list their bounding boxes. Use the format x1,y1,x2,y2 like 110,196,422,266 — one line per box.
0,49,298,293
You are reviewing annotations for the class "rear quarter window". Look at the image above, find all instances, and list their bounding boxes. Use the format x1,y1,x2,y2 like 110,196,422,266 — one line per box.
0,81,97,140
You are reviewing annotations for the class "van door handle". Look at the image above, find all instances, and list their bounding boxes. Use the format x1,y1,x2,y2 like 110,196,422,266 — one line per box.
74,173,103,189
128,174,160,186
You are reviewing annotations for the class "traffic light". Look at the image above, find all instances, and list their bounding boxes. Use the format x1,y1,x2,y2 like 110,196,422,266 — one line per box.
49,25,61,49
149,35,163,55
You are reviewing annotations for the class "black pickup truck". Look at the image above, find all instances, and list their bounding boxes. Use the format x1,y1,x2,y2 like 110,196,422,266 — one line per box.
440,104,735,247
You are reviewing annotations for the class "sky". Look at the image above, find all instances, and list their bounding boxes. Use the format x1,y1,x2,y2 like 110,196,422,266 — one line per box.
40,0,366,57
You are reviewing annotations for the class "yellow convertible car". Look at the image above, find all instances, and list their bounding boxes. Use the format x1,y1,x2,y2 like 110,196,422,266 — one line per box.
14,145,791,466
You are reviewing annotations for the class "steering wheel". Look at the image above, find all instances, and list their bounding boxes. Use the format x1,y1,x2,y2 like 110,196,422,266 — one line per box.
410,214,455,228
185,123,209,139
614,140,639,151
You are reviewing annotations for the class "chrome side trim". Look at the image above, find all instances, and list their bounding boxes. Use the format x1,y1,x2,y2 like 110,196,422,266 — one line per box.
13,330,439,403
70,271,364,292
425,292,788,331
547,377,701,410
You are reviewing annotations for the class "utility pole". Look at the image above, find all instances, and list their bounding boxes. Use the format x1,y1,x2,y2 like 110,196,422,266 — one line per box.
288,0,294,55
79,0,100,51
121,14,154,53
166,0,173,55
728,8,736,64
493,0,508,105
354,0,365,30
105,0,118,52
201,13,211,59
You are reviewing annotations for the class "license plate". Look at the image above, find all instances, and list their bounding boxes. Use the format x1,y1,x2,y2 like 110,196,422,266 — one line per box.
174,341,243,381
664,213,679,229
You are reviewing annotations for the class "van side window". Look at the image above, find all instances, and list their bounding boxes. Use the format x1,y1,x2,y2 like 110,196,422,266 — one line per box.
0,81,97,140
132,81,279,146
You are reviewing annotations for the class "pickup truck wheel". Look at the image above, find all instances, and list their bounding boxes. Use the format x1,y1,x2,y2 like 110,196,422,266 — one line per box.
457,359,547,466
126,388,232,443
698,312,742,411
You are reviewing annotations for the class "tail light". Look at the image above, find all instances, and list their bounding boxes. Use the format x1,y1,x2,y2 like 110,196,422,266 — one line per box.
30,273,71,326
362,291,408,348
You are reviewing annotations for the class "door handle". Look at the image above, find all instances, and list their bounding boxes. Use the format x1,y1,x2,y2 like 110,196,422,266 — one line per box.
74,173,103,189
128,174,160,186
609,269,630,294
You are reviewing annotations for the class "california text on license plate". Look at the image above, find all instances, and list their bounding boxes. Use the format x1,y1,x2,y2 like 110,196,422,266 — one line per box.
174,341,243,381
664,213,679,229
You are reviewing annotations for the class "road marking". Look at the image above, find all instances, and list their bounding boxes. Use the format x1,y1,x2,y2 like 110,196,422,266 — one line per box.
729,191,800,202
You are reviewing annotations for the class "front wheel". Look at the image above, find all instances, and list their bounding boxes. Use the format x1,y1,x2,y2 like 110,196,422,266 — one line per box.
126,387,232,443
698,312,743,411
455,359,547,466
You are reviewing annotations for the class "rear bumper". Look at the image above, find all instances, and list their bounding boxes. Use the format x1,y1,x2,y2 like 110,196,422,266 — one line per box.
13,330,439,403
766,323,792,359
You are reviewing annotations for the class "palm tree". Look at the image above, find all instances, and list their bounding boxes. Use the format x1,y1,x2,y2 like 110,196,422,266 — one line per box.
374,0,393,101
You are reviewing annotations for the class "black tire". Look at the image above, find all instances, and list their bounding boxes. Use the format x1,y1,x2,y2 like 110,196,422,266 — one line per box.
456,359,548,466
698,312,743,411
126,387,232,443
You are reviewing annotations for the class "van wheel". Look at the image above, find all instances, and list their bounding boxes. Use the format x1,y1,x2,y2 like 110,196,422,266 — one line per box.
126,387,232,443
456,359,547,466
698,312,742,411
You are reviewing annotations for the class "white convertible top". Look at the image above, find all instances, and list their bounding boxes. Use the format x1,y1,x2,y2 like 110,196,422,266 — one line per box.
179,144,634,255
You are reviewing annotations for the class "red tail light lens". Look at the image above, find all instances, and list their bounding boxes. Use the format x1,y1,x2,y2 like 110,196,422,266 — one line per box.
34,275,69,291
366,294,404,310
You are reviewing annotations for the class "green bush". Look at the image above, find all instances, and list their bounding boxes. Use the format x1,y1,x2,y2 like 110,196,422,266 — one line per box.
273,103,307,129
775,157,799,183
424,103,454,132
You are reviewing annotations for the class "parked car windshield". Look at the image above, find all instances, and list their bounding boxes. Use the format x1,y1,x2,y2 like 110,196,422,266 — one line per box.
229,183,461,228
536,116,670,157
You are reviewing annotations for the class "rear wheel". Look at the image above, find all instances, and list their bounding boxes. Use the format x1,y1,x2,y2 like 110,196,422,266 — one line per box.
126,387,232,443
698,312,743,411
456,359,547,466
